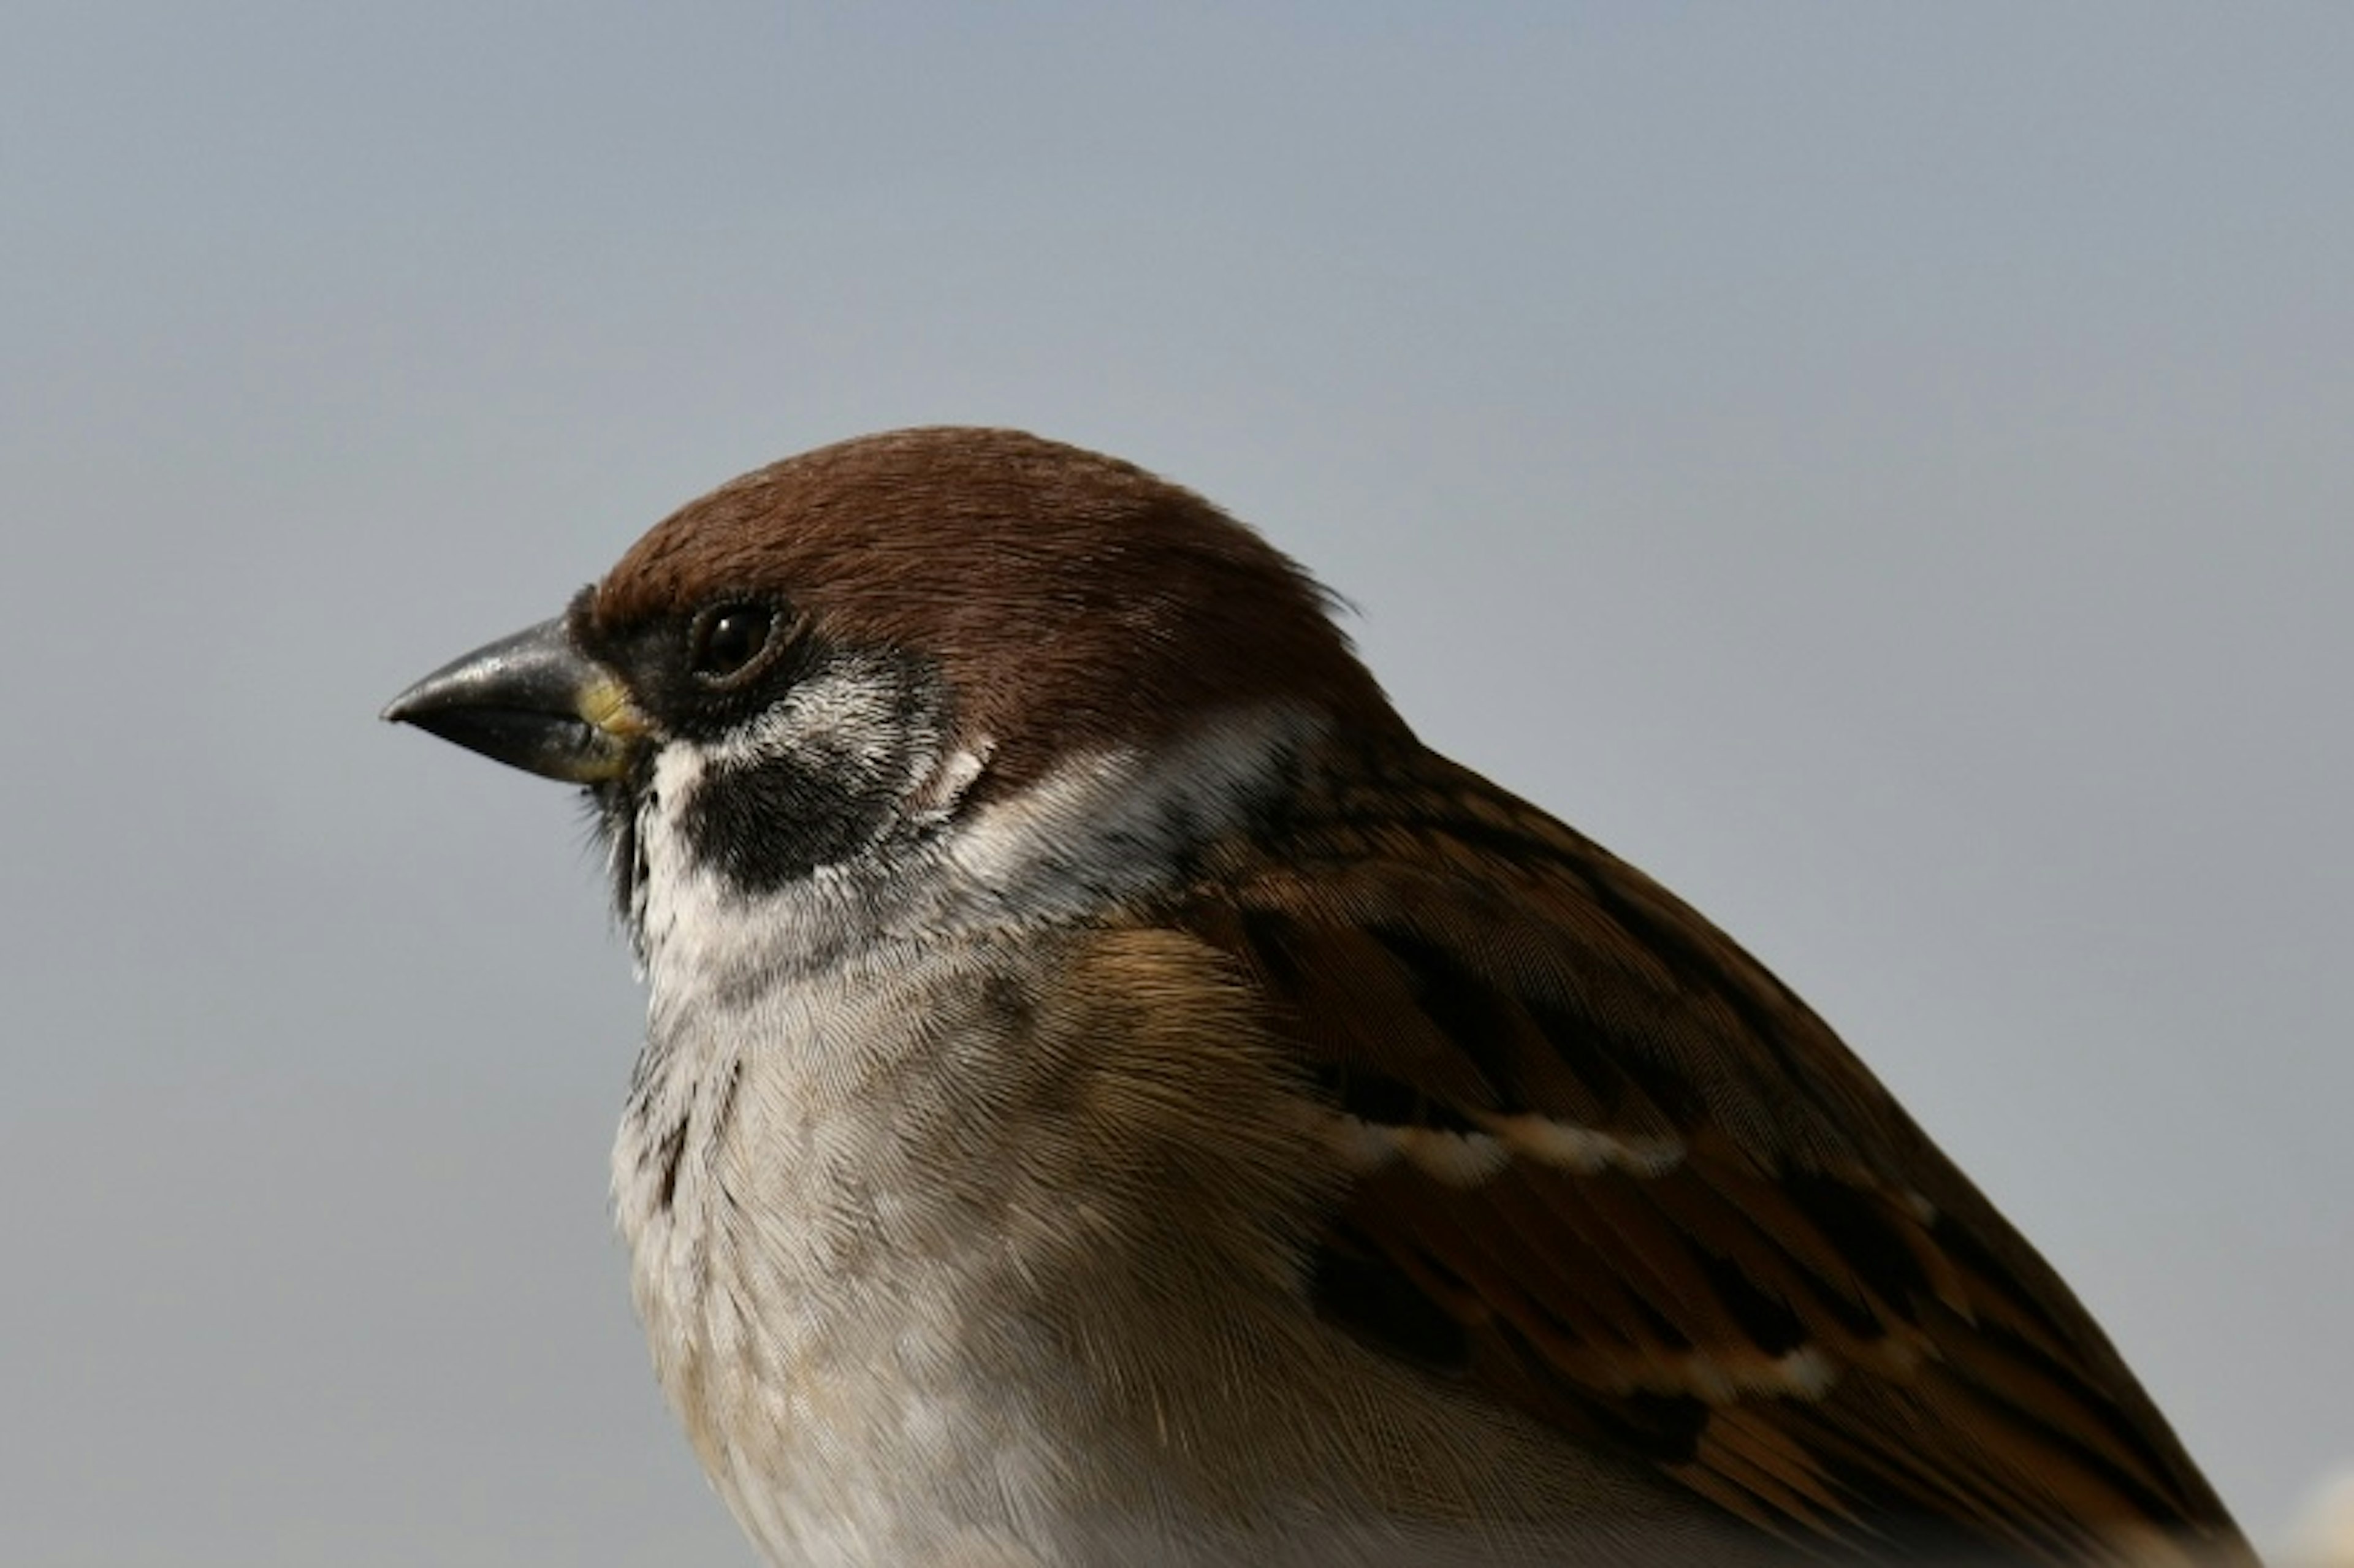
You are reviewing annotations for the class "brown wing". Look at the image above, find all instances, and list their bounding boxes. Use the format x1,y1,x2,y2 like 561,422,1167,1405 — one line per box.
1173,742,2251,1567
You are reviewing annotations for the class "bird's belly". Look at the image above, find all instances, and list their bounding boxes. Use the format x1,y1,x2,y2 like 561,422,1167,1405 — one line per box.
606,1001,1150,1564
617,1184,1216,1567
603,950,1762,1568
617,1184,1762,1568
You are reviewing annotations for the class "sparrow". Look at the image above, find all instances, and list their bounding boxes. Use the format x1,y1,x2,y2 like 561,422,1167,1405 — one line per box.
384,427,2254,1568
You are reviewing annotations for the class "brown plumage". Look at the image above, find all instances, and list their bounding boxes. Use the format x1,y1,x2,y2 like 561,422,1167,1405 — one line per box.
1168,740,2247,1564
390,426,2255,1567
594,428,1403,801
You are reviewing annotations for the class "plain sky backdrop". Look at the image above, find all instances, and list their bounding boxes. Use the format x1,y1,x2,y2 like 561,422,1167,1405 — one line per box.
6,6,2348,1564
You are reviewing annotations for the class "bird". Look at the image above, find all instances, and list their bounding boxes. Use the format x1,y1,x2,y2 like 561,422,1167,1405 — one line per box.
384,427,2254,1568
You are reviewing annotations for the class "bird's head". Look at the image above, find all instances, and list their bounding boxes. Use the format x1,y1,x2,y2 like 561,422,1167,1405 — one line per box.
384,427,1401,957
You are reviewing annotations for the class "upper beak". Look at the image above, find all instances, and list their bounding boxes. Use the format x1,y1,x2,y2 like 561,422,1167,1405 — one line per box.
381,616,646,783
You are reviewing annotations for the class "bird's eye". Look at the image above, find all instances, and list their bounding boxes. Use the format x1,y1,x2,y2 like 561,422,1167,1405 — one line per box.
688,603,777,683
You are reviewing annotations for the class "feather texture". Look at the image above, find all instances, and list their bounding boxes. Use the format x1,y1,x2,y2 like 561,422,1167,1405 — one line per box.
390,425,2259,1568
1167,738,2251,1566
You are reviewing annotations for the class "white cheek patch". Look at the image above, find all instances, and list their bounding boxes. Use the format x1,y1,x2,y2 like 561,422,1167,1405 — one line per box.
703,660,936,782
632,704,1320,1022
627,657,956,975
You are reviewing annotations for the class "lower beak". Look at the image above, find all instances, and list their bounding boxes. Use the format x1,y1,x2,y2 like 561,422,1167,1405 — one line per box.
382,617,645,783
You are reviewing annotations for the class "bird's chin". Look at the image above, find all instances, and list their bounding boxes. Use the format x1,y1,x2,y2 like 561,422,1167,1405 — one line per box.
583,775,652,945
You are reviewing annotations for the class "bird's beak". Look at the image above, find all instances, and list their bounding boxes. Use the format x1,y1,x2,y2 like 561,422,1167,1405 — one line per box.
381,617,648,784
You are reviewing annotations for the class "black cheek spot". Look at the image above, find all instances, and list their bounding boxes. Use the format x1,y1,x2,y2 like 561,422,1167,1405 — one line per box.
682,747,902,892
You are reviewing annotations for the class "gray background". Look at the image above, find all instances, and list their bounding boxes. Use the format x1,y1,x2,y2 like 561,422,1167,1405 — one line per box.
6,6,2347,1563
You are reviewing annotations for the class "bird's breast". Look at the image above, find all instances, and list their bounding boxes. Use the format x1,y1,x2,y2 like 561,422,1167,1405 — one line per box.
607,932,1253,1562
603,915,1740,1567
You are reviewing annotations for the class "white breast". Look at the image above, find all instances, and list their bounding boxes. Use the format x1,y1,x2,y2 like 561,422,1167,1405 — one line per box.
603,712,1733,1566
612,954,1063,1564
603,725,1211,1564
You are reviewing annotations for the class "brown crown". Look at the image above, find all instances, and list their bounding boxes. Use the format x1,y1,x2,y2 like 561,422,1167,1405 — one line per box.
592,427,1405,793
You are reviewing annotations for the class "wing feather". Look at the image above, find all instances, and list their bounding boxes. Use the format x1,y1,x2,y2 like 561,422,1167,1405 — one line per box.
1174,744,2249,1566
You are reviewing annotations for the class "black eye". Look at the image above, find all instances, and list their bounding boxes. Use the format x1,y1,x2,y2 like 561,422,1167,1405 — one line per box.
688,603,776,683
